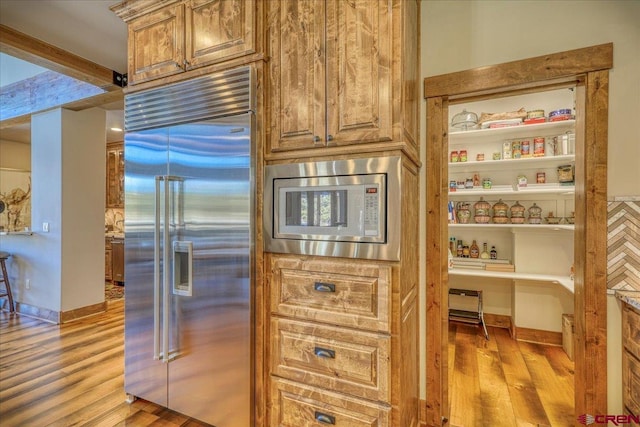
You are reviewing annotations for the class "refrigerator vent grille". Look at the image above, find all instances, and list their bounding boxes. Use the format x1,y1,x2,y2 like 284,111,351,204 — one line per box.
124,66,253,131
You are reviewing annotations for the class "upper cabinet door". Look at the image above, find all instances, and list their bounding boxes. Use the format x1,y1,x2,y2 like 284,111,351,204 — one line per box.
325,0,393,146
268,0,326,152
186,0,256,69
128,3,185,85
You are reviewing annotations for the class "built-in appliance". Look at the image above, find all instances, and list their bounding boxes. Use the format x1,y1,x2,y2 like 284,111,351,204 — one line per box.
264,156,401,260
123,67,254,426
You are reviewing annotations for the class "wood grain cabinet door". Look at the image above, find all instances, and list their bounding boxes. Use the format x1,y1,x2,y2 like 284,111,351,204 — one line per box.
185,0,256,69
268,0,327,152
127,3,185,85
325,0,393,147
106,142,124,208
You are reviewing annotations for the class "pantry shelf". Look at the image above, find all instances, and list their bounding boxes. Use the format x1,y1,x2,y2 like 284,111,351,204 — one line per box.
449,154,575,172
449,119,576,142
448,223,574,232
448,268,575,293
449,185,575,198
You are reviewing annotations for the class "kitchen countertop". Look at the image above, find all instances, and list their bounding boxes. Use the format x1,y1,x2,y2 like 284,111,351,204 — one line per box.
105,232,124,239
616,290,640,311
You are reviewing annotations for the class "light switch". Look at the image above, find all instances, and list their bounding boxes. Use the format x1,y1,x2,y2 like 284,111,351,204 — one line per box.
42,222,49,232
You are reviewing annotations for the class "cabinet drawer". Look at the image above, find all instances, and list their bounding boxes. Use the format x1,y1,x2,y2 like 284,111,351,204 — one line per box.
270,256,391,332
271,318,390,402
623,304,640,360
623,350,640,413
270,378,390,427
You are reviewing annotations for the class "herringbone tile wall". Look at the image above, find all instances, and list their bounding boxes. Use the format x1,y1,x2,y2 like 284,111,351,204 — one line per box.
607,200,640,291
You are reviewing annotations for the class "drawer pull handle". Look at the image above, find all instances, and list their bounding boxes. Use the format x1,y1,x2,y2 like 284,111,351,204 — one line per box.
314,282,335,293
314,347,335,359
315,411,336,425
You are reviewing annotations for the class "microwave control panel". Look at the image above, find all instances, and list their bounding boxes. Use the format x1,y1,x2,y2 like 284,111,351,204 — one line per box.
363,185,380,236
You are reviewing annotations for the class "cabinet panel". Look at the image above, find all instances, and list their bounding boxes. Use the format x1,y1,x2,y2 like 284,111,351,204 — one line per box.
271,318,390,402
268,0,326,151
128,4,185,84
186,0,256,68
106,142,124,208
105,240,113,281
623,304,640,363
623,350,640,414
270,378,391,427
270,255,391,332
326,0,393,145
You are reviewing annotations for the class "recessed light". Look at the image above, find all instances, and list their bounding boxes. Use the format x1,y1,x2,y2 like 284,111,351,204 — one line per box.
110,127,123,132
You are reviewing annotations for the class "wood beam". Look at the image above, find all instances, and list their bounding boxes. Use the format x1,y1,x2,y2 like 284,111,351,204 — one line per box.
0,90,123,130
424,43,613,99
0,24,119,90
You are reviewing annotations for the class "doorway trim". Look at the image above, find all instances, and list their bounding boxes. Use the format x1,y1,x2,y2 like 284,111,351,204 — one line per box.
423,43,613,426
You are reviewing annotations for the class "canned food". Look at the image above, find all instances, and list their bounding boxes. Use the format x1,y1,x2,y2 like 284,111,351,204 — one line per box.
521,139,531,157
450,151,459,162
476,153,485,161
536,172,546,183
459,150,468,162
533,137,545,157
449,180,457,192
502,142,512,159
526,109,545,119
512,141,522,159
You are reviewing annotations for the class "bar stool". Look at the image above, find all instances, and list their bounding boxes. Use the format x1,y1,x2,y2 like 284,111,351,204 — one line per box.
0,251,15,312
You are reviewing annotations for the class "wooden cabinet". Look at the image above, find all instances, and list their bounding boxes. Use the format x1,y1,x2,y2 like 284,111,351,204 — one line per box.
113,0,258,86
105,238,113,281
267,253,418,426
106,142,124,208
623,302,640,414
267,0,419,158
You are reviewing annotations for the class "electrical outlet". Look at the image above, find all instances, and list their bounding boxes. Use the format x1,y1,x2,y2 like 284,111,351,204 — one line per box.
42,222,50,232
25,279,30,289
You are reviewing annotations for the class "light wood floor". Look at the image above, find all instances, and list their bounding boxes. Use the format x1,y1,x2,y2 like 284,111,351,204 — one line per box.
448,322,575,427
0,300,212,427
1,301,575,427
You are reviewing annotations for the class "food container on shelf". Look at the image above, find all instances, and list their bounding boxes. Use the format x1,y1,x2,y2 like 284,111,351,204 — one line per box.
456,202,471,224
527,202,543,224
451,109,478,131
548,108,573,122
474,197,491,224
492,199,510,224
545,212,562,225
557,164,575,184
509,201,526,224
526,109,545,119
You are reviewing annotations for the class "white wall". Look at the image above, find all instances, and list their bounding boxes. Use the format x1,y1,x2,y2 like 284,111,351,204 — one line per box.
1,108,105,316
420,0,640,411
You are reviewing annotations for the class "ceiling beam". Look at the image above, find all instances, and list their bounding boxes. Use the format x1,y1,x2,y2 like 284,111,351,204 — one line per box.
0,24,120,91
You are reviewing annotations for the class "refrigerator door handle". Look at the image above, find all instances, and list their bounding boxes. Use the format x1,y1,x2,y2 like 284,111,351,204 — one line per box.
153,176,162,360
162,175,171,363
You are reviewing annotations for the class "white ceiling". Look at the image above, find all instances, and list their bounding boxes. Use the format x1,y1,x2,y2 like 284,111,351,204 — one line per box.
0,1,128,144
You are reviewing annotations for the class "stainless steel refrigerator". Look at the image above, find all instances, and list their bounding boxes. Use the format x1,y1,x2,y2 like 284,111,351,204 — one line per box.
123,68,254,426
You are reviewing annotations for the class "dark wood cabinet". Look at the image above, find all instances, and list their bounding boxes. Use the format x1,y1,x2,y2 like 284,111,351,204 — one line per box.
106,142,124,208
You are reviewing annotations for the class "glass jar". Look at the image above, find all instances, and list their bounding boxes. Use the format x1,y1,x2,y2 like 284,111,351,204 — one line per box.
492,199,509,224
527,202,543,224
474,197,491,223
510,201,526,224
456,202,471,224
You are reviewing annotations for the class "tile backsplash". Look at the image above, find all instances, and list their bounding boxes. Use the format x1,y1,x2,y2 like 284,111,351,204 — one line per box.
105,208,124,232
607,198,640,291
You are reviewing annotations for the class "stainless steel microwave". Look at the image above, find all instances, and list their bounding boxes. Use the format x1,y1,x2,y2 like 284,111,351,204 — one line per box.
264,157,401,261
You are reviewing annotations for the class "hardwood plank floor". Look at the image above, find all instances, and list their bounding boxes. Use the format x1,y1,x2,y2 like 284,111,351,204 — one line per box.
448,322,575,427
0,301,212,427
